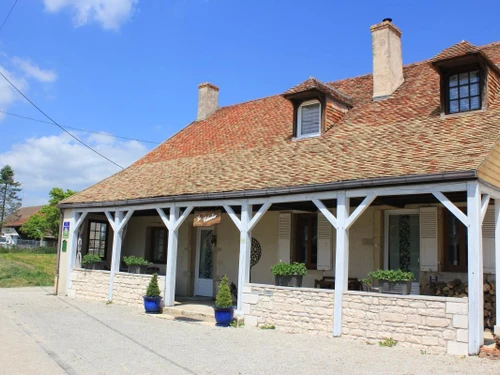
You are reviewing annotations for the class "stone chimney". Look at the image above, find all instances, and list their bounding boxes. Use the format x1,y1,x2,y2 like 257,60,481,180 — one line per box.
370,18,404,99
197,82,219,120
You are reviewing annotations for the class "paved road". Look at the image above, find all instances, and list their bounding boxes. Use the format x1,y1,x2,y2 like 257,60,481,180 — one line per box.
1,287,499,375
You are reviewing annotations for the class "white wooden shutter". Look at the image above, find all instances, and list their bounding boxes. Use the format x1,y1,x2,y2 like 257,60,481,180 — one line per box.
317,211,333,270
278,213,291,263
482,206,495,273
419,207,438,271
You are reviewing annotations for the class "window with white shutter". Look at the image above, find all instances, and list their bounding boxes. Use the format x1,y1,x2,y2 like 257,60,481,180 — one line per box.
297,100,321,138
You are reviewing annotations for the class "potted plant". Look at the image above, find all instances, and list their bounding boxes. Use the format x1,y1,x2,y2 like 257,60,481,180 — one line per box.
271,262,307,287
214,275,234,327
360,277,372,292
81,253,102,270
368,269,414,295
123,255,151,274
143,273,162,313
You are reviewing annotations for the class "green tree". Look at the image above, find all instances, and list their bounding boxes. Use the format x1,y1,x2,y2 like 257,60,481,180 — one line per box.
0,165,22,233
21,187,76,240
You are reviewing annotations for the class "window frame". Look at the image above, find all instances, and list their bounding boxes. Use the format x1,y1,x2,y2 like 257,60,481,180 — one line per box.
442,209,468,272
293,213,318,270
444,65,483,115
146,226,168,264
86,220,109,260
297,99,321,139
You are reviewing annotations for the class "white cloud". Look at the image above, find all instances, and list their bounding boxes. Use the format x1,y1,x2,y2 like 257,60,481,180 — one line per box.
0,132,149,206
0,65,28,120
11,57,57,83
44,0,138,30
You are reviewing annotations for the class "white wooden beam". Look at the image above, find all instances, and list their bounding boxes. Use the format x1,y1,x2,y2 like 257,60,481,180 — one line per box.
236,202,251,314
333,191,349,336
65,211,85,295
223,204,242,231
74,212,88,231
312,199,338,229
117,210,135,232
479,182,500,200
481,194,491,224
108,211,124,301
432,191,469,227
172,206,194,231
104,211,116,231
156,207,172,230
345,195,376,230
495,199,500,337
247,202,271,232
164,207,180,306
467,181,484,355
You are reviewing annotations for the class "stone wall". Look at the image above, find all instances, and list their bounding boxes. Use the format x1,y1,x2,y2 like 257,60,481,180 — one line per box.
68,269,165,308
242,284,469,355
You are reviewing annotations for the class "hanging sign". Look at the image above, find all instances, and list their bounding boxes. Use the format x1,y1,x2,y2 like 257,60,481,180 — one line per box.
193,210,221,227
62,221,70,239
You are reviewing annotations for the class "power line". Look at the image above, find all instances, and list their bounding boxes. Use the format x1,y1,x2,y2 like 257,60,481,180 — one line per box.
0,70,124,169
0,109,160,145
0,0,19,34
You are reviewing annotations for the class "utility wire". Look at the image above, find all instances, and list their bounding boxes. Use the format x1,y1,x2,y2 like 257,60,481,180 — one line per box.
0,70,124,169
0,109,160,145
0,0,19,34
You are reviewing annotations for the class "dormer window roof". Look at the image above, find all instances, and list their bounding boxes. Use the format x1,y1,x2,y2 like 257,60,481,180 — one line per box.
283,77,353,107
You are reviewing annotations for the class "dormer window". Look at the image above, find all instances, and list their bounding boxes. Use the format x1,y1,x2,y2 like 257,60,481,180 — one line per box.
297,100,321,138
447,69,481,114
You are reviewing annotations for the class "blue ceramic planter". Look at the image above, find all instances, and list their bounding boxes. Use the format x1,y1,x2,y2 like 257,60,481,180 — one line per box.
214,307,234,326
143,296,162,314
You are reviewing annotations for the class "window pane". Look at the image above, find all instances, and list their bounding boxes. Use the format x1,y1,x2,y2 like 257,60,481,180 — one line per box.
470,83,479,96
300,103,320,135
459,85,469,98
449,87,458,100
470,70,479,83
449,100,459,113
459,72,469,85
449,74,458,87
470,96,480,109
460,98,470,111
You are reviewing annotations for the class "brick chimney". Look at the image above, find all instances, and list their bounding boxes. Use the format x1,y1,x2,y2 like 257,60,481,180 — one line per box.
197,82,219,120
370,18,404,99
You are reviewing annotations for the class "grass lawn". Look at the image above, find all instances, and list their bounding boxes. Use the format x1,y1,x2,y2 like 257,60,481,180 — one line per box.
0,253,57,287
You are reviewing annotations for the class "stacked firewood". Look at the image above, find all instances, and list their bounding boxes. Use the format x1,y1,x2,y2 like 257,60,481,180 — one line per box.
433,278,496,329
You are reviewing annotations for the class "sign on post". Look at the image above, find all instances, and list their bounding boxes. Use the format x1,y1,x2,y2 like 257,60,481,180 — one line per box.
193,210,221,227
62,221,70,239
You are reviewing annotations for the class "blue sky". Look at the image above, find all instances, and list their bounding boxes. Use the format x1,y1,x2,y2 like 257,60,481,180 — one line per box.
0,0,499,206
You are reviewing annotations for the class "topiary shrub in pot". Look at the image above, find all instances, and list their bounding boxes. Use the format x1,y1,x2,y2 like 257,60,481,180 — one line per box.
368,269,415,295
143,273,163,313
271,262,307,287
214,275,234,327
81,253,102,270
123,256,152,274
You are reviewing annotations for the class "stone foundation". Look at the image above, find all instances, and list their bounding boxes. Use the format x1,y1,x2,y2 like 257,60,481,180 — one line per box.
69,269,165,308
242,284,469,355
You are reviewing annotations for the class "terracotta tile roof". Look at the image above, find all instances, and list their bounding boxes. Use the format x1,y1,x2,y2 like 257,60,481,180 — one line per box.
431,40,479,62
4,206,43,227
283,77,353,106
63,42,500,206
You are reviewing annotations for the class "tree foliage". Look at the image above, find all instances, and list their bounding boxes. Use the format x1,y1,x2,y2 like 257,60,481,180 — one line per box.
21,187,76,240
0,165,22,232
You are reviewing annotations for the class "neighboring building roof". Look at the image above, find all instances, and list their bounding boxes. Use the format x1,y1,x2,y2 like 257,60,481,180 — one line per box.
1,227,19,237
4,206,44,227
63,41,500,206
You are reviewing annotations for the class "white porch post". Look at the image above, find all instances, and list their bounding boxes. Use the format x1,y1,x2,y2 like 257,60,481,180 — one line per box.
237,202,252,313
165,207,179,306
65,210,87,295
495,199,500,336
333,191,349,336
467,181,484,354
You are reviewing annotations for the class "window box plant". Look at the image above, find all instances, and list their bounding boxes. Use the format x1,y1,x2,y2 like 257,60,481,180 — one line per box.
271,262,307,287
368,269,414,295
213,275,234,327
143,273,162,313
81,253,102,270
123,256,151,274
360,277,372,292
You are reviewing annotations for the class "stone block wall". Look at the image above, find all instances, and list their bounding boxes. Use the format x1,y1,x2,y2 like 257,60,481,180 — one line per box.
242,284,469,355
69,269,165,308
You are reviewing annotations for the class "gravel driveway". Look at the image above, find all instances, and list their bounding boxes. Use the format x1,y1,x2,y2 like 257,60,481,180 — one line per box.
0,287,499,375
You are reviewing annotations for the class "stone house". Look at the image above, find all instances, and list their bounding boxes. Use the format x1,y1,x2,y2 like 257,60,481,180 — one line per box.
57,19,500,356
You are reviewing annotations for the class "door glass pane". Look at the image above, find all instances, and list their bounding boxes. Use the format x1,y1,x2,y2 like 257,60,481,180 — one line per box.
198,230,213,279
388,214,420,281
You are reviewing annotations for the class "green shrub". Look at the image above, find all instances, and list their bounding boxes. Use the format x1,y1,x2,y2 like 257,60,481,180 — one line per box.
379,337,397,347
360,277,372,286
81,253,102,265
368,269,414,282
215,275,233,308
260,323,276,330
146,273,161,297
271,262,307,276
123,256,151,266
